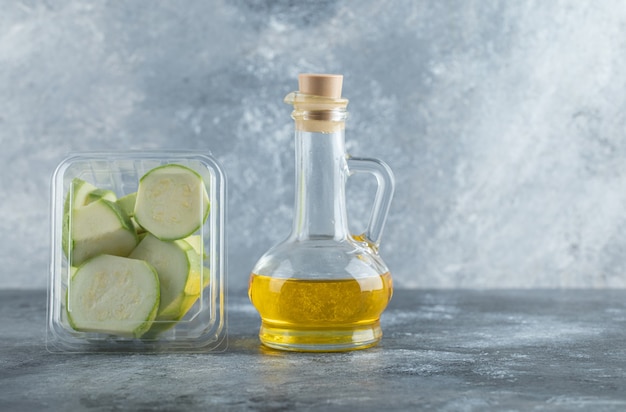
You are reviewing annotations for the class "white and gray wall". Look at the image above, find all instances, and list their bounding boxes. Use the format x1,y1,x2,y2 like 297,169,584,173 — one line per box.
2,0,626,289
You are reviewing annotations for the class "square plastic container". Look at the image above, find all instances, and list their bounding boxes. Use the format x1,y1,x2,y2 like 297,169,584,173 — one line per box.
47,151,226,352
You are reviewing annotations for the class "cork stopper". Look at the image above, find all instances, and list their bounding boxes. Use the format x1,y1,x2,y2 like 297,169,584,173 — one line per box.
298,74,343,98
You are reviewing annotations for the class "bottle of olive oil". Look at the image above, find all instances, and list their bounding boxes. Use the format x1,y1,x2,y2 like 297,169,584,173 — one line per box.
249,74,395,352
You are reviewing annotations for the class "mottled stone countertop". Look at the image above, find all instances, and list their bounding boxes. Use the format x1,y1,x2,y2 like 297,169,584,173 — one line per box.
1,289,625,411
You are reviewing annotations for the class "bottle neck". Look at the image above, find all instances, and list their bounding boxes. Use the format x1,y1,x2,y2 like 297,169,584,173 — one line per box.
292,128,350,241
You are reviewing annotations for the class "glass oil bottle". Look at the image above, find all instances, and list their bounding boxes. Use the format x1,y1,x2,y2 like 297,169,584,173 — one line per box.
248,74,395,352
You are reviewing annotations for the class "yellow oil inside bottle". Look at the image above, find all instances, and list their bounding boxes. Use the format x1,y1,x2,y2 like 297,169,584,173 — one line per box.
248,272,393,351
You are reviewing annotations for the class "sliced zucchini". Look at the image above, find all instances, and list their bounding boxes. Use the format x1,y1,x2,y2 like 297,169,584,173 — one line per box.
63,179,98,255
70,198,138,266
86,189,117,204
63,178,99,213
182,235,209,288
117,192,137,217
184,235,206,259
141,237,209,337
128,234,202,320
66,254,160,338
119,192,147,234
134,164,210,240
63,180,119,256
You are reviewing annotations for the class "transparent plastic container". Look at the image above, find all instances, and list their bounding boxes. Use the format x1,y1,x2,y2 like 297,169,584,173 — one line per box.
47,151,226,352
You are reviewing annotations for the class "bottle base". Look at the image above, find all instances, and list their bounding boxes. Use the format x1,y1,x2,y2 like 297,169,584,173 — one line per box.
258,321,383,352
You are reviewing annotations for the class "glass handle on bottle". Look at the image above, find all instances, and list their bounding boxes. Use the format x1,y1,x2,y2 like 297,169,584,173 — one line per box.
346,157,395,248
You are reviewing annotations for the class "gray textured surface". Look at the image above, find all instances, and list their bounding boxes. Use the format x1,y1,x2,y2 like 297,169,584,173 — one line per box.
2,1,626,289
2,288,626,410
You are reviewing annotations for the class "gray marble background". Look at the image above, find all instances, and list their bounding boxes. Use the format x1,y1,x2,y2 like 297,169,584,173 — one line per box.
2,0,626,290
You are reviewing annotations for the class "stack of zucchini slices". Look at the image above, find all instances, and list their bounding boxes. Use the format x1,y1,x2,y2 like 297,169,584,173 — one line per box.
64,164,210,338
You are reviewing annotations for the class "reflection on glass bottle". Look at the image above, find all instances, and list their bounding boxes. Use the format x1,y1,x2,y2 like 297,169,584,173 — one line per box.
249,74,395,352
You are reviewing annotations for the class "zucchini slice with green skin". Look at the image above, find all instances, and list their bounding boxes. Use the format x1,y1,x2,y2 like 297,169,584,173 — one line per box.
134,164,210,240
63,180,119,256
117,192,148,235
67,254,160,338
86,189,117,204
116,192,137,217
129,234,202,321
140,237,210,337
63,178,99,213
63,179,99,255
70,198,138,266
184,234,206,259
182,235,209,288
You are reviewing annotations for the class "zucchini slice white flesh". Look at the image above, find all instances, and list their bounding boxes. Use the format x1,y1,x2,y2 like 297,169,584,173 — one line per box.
129,234,202,320
183,234,205,259
63,180,118,256
67,254,160,338
70,199,138,266
116,192,137,217
86,189,117,204
134,164,209,240
64,178,99,212
63,179,98,255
